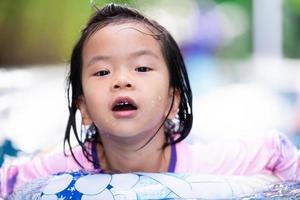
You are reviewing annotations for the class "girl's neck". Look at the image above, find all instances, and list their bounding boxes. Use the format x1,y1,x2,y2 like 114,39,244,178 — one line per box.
96,131,171,173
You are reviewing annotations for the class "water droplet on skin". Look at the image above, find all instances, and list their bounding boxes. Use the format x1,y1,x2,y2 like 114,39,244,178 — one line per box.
150,99,156,108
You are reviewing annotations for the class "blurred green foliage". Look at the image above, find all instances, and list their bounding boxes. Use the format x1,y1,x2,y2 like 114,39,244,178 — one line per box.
214,0,252,59
0,0,299,66
283,0,300,58
0,0,90,65
0,0,133,66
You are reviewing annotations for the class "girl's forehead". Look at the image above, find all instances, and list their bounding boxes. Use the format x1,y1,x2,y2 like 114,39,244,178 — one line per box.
106,22,152,34
83,22,163,56
89,22,156,41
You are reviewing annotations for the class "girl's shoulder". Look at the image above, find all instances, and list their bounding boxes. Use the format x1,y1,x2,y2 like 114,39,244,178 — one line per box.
177,130,294,156
0,143,95,197
35,142,95,172
175,130,300,180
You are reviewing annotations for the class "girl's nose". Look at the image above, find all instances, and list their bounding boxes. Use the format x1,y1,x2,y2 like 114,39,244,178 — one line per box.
113,81,132,90
112,72,134,91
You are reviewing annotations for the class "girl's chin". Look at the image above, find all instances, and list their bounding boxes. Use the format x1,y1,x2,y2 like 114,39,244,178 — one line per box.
99,129,157,143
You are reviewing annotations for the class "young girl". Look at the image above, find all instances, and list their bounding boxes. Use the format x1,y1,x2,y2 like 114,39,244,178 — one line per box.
1,3,300,198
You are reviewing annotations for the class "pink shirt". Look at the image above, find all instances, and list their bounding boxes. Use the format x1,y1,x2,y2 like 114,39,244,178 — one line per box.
1,130,299,197
176,131,300,180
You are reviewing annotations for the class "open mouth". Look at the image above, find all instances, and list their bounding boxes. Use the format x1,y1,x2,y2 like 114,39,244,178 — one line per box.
112,97,138,112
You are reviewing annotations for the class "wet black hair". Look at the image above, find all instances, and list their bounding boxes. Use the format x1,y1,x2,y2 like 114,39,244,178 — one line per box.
64,3,193,167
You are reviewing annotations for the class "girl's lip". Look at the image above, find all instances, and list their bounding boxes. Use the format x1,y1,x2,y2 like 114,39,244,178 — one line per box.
111,96,138,110
111,96,138,118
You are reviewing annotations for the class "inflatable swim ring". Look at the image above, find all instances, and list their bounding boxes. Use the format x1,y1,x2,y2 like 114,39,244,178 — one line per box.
8,170,280,199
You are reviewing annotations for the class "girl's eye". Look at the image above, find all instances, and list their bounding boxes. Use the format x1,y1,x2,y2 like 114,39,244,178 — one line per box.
135,66,152,72
94,70,110,76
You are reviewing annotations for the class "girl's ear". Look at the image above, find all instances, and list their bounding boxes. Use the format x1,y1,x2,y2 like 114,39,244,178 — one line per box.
167,88,181,119
76,96,93,125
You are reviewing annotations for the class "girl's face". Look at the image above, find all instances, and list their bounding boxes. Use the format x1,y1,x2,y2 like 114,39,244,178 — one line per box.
78,22,179,142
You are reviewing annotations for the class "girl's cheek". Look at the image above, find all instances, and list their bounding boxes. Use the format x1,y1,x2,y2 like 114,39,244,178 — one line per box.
149,95,159,107
104,118,117,128
95,116,117,134
149,95,164,110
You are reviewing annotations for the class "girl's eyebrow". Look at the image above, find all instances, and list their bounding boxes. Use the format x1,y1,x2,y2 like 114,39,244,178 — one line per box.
87,50,159,67
87,55,111,67
130,49,159,59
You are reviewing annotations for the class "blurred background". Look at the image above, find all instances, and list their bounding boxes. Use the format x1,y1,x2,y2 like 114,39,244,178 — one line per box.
1,0,300,166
